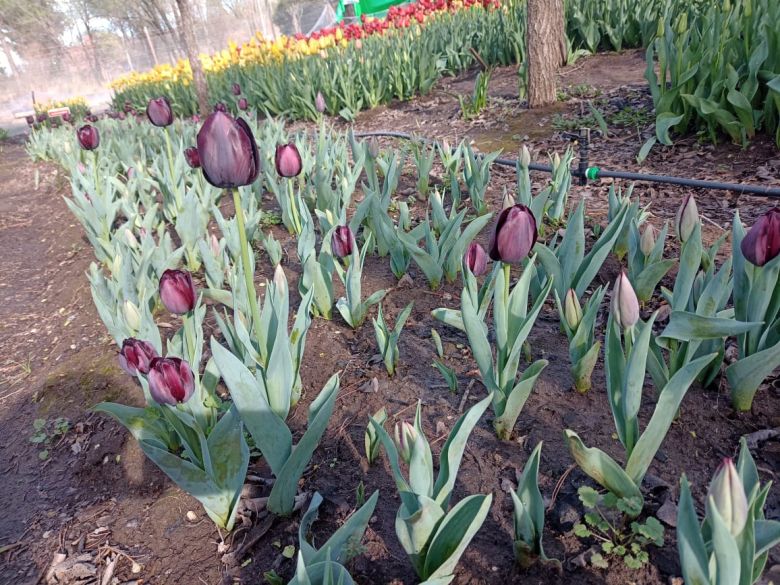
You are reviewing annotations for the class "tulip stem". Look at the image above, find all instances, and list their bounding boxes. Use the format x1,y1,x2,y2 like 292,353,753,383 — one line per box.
502,263,511,306
232,188,263,346
287,179,302,235
164,127,178,209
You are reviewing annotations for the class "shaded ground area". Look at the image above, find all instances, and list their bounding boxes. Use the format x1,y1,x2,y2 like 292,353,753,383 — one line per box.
1,51,779,585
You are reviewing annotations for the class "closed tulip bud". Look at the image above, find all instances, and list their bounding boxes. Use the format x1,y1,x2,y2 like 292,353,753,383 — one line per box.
214,102,227,112
564,289,583,329
519,145,531,168
62,112,72,123
489,204,537,264
368,138,379,159
501,190,516,211
238,97,248,111
123,300,141,331
124,229,139,249
465,242,489,276
332,225,355,258
210,233,221,257
184,146,200,169
640,224,656,256
315,91,326,113
118,112,126,120
159,269,196,314
147,357,195,405
25,115,34,125
275,143,302,178
740,207,780,267
707,458,748,537
612,271,639,329
675,194,699,242
118,338,158,376
196,111,260,188
231,83,241,96
77,124,100,150
393,421,418,464
146,96,173,127
123,101,133,113
273,264,288,295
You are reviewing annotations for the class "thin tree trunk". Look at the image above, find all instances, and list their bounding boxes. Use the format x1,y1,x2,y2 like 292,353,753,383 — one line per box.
175,0,209,116
526,0,566,108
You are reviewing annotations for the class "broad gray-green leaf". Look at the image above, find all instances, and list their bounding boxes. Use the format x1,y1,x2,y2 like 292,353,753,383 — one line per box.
660,312,761,341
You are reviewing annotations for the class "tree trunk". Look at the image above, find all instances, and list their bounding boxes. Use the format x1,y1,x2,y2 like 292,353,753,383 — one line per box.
175,0,209,116
526,0,566,108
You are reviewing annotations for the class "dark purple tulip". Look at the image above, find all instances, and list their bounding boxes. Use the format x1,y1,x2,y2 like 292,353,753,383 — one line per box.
214,102,227,112
118,338,158,376
36,112,48,123
332,225,355,258
86,114,98,123
232,83,241,96
489,204,537,264
315,91,326,113
465,242,489,276
62,112,72,123
148,357,195,405
77,124,100,150
741,208,780,267
275,143,302,178
124,101,133,113
184,146,201,169
146,96,173,127
159,269,196,314
196,111,260,188
25,115,34,125
238,97,248,111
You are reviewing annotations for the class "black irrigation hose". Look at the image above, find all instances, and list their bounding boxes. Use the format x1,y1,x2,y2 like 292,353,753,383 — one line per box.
353,130,780,199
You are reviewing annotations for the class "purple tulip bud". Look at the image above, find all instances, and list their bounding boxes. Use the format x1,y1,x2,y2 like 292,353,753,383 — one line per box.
612,271,639,329
118,338,158,376
196,110,260,188
707,458,748,537
232,83,241,96
124,101,133,113
214,102,227,113
740,207,780,267
332,225,355,258
77,124,100,150
62,112,72,123
675,194,699,242
184,146,201,169
25,115,34,125
238,97,249,111
275,143,303,178
147,357,195,405
192,114,200,124
315,91,326,113
159,269,196,314
489,204,537,264
146,96,173,127
464,242,489,276
36,112,48,123
118,112,126,120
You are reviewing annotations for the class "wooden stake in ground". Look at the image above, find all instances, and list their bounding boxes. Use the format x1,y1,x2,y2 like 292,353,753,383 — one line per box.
526,0,566,108
175,0,209,116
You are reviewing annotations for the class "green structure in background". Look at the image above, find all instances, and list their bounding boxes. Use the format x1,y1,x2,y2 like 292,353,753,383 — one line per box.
335,0,408,21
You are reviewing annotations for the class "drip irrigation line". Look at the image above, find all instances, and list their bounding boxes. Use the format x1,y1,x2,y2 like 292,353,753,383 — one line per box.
352,130,780,199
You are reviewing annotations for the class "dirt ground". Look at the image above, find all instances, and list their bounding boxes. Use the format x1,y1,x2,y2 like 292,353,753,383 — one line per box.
1,51,779,585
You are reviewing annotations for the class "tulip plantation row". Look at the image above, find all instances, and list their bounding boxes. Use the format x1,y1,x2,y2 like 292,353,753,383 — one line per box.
28,106,780,584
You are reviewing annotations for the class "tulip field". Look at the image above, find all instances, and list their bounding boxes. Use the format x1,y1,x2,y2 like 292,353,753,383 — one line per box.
1,7,780,584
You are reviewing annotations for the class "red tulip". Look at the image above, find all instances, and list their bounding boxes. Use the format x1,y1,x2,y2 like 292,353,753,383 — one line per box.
148,357,195,405
118,338,158,376
184,146,200,169
146,96,173,127
740,207,780,267
159,269,196,314
232,83,241,96
332,225,355,258
489,204,537,264
275,143,303,178
196,110,260,188
465,242,489,276
77,124,100,150
238,97,248,111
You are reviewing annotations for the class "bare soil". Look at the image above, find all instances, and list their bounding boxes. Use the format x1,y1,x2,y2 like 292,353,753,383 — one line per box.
1,51,779,585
